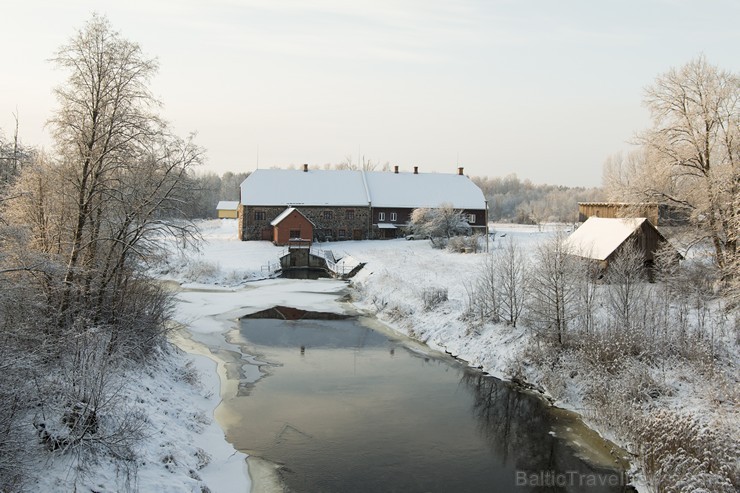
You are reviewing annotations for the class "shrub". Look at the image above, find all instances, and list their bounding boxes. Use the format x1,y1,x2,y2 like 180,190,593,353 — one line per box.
421,287,448,311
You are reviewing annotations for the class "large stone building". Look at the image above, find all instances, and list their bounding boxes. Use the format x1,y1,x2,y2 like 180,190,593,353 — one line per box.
238,165,487,243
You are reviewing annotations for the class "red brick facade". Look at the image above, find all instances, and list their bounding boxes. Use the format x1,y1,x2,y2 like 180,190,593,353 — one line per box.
272,209,314,245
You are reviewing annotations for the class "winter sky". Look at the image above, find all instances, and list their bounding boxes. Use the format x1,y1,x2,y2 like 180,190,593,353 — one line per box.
1,0,738,187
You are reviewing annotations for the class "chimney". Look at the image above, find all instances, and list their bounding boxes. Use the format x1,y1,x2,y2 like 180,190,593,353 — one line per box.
413,166,418,174
394,165,399,174
303,163,308,172
458,167,464,176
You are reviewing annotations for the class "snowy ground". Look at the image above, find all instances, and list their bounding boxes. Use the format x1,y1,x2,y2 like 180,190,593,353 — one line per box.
44,219,731,491
171,219,737,492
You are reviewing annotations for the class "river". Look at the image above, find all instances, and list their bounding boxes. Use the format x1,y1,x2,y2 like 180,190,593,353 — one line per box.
174,278,633,493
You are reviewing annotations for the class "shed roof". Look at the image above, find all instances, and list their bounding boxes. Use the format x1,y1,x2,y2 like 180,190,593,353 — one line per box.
239,168,486,210
270,207,315,226
564,217,647,261
216,200,240,210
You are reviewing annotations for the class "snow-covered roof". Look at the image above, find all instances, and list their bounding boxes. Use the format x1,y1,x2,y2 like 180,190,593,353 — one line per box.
364,171,486,210
216,200,239,210
240,168,486,210
564,217,647,261
377,223,397,229
241,169,369,206
270,207,315,226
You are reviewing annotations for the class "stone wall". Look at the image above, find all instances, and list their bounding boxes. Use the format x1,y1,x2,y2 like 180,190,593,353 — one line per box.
241,205,371,242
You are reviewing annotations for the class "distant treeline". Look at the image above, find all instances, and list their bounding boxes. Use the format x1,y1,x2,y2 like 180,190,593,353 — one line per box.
472,174,604,224
185,170,604,223
186,171,250,218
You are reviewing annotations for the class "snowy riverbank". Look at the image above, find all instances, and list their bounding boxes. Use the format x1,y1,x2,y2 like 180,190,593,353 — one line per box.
40,220,738,493
140,218,736,492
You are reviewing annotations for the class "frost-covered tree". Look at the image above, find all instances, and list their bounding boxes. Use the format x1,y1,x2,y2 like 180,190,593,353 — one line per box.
605,242,647,334
16,14,203,327
0,115,35,191
493,238,528,327
525,232,580,345
0,16,203,483
606,56,739,280
409,203,471,248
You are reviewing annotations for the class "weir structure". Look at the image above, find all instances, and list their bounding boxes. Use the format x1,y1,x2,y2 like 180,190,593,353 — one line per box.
277,239,365,279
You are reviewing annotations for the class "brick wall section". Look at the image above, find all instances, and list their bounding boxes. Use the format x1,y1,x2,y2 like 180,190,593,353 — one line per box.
273,210,313,245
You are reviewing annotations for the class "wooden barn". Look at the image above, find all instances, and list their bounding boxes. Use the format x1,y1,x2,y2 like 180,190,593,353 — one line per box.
564,217,676,271
578,202,659,225
216,200,240,219
270,207,314,246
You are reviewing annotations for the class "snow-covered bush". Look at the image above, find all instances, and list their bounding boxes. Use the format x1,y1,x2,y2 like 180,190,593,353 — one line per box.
446,235,481,253
183,259,222,283
421,286,448,311
409,204,472,249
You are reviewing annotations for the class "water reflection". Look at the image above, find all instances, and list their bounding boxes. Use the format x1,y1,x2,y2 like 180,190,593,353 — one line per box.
462,372,633,492
222,315,632,493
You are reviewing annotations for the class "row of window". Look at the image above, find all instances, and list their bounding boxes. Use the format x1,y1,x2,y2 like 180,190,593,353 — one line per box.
254,210,356,221
253,209,476,224
377,212,476,223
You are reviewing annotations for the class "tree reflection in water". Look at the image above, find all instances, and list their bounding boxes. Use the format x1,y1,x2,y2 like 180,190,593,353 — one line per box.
461,371,635,493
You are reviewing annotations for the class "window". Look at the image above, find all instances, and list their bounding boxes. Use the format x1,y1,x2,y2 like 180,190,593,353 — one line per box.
324,210,333,220
378,212,385,222
345,209,354,220
254,211,266,220
390,212,397,222
468,214,476,224
289,229,301,239
338,229,346,239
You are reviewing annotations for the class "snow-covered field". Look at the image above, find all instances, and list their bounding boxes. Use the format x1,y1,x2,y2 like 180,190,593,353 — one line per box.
42,219,734,491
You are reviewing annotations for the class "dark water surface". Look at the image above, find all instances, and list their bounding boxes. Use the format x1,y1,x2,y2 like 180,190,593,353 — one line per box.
223,316,631,493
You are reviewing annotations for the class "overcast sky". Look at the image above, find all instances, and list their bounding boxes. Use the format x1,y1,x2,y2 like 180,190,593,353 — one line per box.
1,0,737,187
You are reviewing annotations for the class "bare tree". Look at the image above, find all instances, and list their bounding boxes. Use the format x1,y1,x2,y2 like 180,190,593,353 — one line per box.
525,232,580,345
0,114,35,191
627,56,738,277
493,237,528,327
605,242,647,334
38,14,202,324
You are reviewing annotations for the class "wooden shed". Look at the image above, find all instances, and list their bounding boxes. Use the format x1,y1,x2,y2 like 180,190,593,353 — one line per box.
270,207,314,246
216,200,240,219
564,217,676,272
578,202,659,225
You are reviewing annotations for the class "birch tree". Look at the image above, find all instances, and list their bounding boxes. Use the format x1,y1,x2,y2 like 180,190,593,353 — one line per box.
38,14,202,328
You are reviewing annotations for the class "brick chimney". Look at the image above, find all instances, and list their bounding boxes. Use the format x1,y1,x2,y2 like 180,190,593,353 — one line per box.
413,166,418,174
303,163,308,172
394,165,399,174
458,167,464,175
